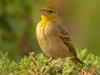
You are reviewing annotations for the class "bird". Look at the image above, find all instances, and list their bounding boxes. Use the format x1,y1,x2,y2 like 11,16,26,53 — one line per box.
36,7,83,64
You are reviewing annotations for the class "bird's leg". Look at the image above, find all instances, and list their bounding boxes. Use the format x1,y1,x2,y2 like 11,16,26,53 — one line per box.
55,58,66,74
42,57,53,74
61,58,65,67
48,57,53,62
45,57,53,66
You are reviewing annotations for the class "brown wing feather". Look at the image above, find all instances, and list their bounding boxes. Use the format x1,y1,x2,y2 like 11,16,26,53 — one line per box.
57,24,83,64
57,25,77,57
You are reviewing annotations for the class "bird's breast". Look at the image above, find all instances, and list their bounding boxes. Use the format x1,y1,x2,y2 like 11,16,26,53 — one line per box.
36,22,71,58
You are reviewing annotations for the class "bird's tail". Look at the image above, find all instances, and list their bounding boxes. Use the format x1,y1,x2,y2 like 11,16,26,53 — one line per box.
71,57,83,64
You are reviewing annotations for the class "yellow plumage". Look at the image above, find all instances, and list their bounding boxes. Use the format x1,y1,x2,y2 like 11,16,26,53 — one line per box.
36,7,83,64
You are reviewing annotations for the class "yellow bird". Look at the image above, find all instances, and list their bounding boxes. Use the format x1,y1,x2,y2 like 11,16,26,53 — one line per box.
36,7,83,64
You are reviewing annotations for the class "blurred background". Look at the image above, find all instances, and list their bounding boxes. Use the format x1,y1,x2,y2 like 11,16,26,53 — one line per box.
0,0,100,60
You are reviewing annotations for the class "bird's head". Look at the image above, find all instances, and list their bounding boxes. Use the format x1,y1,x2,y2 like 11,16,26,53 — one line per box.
40,7,60,22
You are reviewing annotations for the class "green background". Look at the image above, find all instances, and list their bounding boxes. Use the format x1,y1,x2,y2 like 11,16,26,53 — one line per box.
0,0,100,60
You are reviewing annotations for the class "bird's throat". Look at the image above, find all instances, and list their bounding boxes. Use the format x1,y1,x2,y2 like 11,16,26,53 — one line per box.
41,15,51,31
41,15,61,31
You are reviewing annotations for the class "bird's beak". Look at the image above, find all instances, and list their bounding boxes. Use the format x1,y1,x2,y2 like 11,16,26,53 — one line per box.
40,8,48,16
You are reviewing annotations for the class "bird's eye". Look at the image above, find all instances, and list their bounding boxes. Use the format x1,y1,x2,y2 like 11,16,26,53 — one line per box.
48,10,53,13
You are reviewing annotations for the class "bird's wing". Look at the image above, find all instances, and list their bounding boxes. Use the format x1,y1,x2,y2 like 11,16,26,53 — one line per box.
56,24,77,57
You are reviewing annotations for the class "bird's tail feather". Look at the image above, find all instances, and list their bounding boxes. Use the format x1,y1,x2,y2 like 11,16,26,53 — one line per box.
71,57,83,64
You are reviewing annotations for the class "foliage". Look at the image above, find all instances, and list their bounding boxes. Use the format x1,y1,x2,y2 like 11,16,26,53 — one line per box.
0,49,100,75
0,0,100,59
0,0,35,57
